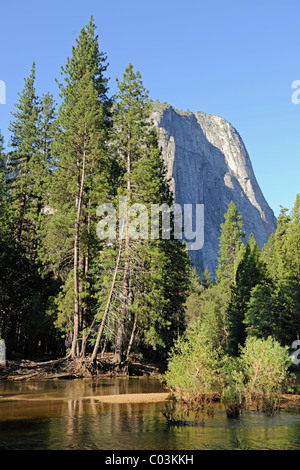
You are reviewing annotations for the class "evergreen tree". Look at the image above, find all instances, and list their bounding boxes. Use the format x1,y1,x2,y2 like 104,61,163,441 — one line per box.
182,204,246,356
201,266,213,289
262,232,277,277
269,206,291,281
0,125,61,357
183,268,204,327
90,64,190,364
6,64,56,253
37,92,57,190
245,280,298,346
287,194,300,285
41,17,111,358
0,131,7,230
7,62,41,249
260,195,300,345
226,234,270,356
216,201,245,290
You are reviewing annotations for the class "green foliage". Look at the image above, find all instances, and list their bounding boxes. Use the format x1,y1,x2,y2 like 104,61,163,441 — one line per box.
164,330,292,415
220,355,245,417
259,195,300,345
226,234,271,355
201,267,213,289
40,17,111,357
164,196,297,417
239,336,292,412
163,324,222,403
92,63,191,361
0,65,61,357
245,280,299,346
220,337,292,416
183,268,205,327
186,282,228,351
7,62,45,250
0,131,9,236
216,201,245,289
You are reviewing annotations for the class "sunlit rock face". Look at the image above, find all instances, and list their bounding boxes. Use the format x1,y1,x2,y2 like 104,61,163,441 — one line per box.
151,103,277,278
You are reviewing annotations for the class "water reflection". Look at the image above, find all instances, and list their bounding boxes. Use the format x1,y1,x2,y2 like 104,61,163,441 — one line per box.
0,378,300,450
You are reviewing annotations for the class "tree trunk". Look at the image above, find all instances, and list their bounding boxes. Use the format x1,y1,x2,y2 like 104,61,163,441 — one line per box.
114,143,131,364
126,313,138,360
15,192,26,244
101,338,108,357
80,211,91,357
114,251,129,363
114,312,125,363
71,150,86,359
90,240,123,362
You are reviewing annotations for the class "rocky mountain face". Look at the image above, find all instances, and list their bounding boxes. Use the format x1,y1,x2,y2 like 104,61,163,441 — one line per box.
150,103,277,278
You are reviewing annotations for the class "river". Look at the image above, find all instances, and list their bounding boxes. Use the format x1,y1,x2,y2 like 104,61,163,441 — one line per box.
0,377,300,450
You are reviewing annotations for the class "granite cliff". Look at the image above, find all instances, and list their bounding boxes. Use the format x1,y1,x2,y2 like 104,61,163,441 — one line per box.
150,102,277,278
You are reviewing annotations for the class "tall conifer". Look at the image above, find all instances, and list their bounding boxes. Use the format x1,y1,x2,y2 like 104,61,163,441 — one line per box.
7,62,41,249
90,64,190,364
226,234,270,355
215,201,245,289
41,17,111,358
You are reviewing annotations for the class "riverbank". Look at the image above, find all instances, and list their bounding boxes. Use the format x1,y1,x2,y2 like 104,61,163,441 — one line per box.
1,356,300,410
0,354,166,381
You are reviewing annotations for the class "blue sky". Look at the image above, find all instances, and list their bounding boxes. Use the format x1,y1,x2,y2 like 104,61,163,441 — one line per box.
0,0,299,216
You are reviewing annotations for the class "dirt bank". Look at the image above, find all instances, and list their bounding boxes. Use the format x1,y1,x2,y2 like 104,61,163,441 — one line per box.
0,354,166,381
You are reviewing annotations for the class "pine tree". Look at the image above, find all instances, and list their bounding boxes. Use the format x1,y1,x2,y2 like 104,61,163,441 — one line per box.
287,194,300,284
201,267,213,289
37,92,57,189
226,234,270,355
90,64,190,364
260,196,300,346
0,123,61,356
0,129,10,260
216,201,245,289
0,131,7,229
107,64,162,363
7,62,41,249
244,280,298,346
270,206,291,281
41,17,111,358
183,268,204,327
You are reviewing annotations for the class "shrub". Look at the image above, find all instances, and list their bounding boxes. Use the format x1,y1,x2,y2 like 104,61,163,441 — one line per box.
162,324,222,405
163,330,293,417
221,336,293,415
240,336,293,412
221,356,245,417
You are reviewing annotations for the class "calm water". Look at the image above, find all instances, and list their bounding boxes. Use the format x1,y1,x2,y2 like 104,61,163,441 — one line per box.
0,377,300,450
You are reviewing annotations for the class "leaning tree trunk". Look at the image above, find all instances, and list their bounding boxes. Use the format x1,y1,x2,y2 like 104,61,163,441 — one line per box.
90,240,123,362
125,312,138,361
114,255,129,364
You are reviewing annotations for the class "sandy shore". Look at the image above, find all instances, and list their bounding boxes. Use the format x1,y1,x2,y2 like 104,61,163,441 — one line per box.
0,392,171,404
87,392,170,403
